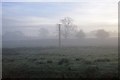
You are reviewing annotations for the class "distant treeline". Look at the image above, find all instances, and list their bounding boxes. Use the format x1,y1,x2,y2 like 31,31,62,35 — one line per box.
3,37,118,48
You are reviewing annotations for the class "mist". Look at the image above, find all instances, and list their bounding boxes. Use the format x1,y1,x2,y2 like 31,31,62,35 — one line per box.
2,1,118,79
2,28,118,48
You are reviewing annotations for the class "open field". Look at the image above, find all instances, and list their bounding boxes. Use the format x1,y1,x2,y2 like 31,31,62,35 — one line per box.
2,46,118,79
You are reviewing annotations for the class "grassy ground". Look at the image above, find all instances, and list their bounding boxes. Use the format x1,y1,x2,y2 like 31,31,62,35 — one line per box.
2,46,118,79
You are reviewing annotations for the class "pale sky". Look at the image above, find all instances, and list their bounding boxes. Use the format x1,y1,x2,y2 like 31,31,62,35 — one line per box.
2,0,119,36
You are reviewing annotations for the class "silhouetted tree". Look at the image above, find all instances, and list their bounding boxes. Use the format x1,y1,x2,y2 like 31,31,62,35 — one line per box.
76,29,86,39
3,31,25,40
95,29,109,39
60,17,77,39
39,28,49,38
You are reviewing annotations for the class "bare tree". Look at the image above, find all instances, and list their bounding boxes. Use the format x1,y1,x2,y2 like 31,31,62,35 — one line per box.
3,31,25,40
76,29,86,39
60,17,77,39
95,29,109,39
39,28,49,39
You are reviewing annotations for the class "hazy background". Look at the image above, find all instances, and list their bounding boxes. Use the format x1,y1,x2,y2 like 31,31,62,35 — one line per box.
2,1,118,48
2,0,118,48
1,0,119,79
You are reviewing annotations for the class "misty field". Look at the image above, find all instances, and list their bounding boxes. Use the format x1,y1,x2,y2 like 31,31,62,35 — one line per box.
2,46,118,79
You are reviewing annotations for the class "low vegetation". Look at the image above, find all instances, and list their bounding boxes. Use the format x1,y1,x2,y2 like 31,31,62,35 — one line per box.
2,46,118,79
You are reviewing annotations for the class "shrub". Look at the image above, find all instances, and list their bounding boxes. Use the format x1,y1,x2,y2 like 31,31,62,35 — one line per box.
94,58,110,62
58,58,69,65
9,59,15,62
68,67,72,71
75,58,80,61
83,60,92,64
36,61,45,64
47,60,53,63
32,58,37,61
28,58,37,62
84,65,99,78
40,57,45,60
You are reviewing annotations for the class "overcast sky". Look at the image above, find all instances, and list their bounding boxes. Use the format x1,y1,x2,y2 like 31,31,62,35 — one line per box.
2,0,119,37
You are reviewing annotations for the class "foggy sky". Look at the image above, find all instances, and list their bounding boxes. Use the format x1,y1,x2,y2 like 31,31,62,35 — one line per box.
2,1,118,37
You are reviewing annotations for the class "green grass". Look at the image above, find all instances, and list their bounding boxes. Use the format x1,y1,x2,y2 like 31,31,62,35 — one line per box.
2,46,118,79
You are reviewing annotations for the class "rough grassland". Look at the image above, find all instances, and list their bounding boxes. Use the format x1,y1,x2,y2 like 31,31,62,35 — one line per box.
2,46,118,79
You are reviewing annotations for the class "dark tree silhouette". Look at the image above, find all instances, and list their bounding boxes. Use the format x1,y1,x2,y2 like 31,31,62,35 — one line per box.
60,17,77,39
76,29,86,39
3,31,25,40
95,29,109,39
39,28,49,38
